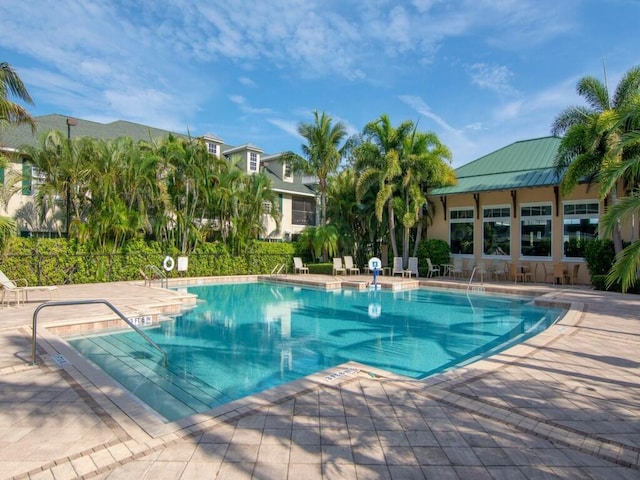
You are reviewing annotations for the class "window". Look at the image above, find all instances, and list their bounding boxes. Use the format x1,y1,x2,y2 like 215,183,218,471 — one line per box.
483,206,510,256
263,201,272,214
22,159,32,195
207,142,218,156
249,152,258,171
563,201,599,258
283,161,292,181
520,204,552,257
292,198,315,226
450,208,474,255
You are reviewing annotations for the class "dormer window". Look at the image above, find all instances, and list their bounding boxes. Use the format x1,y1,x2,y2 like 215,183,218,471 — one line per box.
249,152,258,172
208,142,218,156
283,160,293,181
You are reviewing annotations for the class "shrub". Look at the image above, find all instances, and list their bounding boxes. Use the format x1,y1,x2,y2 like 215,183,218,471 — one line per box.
416,239,450,276
583,239,615,278
0,238,295,285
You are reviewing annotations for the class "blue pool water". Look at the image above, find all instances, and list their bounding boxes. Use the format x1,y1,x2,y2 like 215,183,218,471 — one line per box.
68,283,563,421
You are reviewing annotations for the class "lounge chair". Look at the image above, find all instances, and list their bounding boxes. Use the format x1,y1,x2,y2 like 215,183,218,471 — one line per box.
332,258,346,276
426,258,440,278
392,257,405,276
408,257,420,277
343,256,360,275
0,270,58,306
293,257,309,274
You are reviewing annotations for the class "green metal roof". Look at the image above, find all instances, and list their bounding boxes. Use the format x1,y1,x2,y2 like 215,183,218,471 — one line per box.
431,136,562,195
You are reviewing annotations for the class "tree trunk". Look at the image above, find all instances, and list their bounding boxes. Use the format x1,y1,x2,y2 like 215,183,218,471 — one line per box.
388,202,399,259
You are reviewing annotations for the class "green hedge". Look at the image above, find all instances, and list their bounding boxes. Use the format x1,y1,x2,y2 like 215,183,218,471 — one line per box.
0,238,295,285
416,239,451,276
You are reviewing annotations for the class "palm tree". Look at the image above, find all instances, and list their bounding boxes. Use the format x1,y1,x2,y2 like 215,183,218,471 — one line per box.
294,110,347,225
355,114,414,261
1,62,34,243
0,62,35,132
598,97,640,291
401,129,454,259
552,65,640,254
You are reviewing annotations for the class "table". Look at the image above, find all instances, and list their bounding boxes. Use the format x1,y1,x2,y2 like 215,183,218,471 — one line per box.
442,264,453,277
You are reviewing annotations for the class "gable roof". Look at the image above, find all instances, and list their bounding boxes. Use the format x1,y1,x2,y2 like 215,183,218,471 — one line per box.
0,114,188,148
0,113,315,197
431,136,562,195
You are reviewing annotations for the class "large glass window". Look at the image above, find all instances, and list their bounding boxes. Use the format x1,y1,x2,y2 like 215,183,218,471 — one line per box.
520,204,552,257
292,198,315,226
483,206,510,256
450,208,474,255
563,201,599,258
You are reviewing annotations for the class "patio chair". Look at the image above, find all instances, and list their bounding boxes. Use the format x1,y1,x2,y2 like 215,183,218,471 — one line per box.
343,256,360,275
408,257,420,277
449,258,464,278
508,263,532,283
392,257,405,276
425,258,440,278
545,263,569,285
332,258,346,276
0,269,58,306
490,262,508,281
293,257,309,274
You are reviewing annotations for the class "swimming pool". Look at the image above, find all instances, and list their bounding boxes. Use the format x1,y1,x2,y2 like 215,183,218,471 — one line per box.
68,283,564,421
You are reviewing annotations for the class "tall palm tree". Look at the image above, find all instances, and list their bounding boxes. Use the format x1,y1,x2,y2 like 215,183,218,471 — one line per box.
355,114,414,261
552,65,640,254
401,129,454,259
0,62,35,132
294,110,347,225
598,97,640,291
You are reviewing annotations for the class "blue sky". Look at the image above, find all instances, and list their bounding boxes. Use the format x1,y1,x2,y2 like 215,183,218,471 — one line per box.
1,0,639,167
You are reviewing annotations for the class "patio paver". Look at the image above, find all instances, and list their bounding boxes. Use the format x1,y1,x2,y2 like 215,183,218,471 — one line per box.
0,276,638,479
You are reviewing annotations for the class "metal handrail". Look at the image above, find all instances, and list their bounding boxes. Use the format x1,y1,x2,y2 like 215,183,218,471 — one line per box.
32,299,168,367
270,263,286,278
144,264,168,288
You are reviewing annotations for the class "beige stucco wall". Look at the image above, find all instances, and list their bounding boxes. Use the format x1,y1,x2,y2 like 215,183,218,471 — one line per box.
426,183,633,285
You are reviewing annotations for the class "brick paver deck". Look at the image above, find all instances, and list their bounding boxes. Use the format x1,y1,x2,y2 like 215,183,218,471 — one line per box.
0,276,638,479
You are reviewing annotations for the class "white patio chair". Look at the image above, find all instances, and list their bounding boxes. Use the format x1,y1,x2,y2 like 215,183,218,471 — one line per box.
343,256,360,275
408,257,419,277
332,258,346,275
426,258,440,278
293,257,309,274
392,257,404,276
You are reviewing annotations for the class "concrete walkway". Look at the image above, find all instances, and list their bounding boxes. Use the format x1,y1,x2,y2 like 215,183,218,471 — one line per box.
0,277,638,479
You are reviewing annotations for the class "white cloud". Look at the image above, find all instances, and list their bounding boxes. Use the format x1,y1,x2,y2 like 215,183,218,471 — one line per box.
468,63,518,97
267,118,300,139
398,95,461,134
239,77,257,88
229,95,275,115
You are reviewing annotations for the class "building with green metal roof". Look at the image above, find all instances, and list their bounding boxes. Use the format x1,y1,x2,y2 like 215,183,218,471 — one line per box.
0,114,317,241
426,136,631,285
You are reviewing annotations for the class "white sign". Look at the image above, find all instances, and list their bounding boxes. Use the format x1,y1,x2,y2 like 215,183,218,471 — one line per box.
177,256,189,272
368,257,382,272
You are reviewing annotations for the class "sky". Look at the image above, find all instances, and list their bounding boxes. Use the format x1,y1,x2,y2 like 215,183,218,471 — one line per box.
1,0,639,168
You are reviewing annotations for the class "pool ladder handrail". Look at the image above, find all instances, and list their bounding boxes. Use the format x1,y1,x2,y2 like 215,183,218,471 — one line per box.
270,263,286,278
466,266,486,292
144,264,168,288
32,299,168,367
